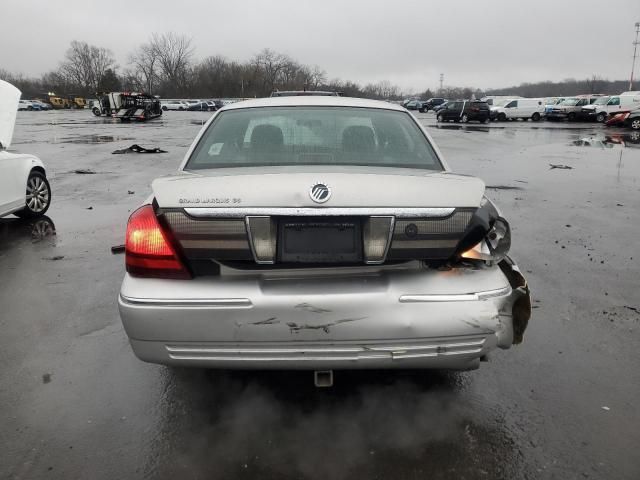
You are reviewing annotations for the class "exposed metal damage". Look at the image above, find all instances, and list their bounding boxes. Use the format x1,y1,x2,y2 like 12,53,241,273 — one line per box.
499,257,532,344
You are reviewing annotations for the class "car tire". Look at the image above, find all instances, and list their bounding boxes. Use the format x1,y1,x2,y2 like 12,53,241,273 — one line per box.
437,114,443,122
15,171,51,218
92,107,101,116
532,113,541,122
179,107,184,111
162,106,168,111
498,112,507,122
631,118,640,130
567,112,576,121
461,114,469,123
596,112,606,123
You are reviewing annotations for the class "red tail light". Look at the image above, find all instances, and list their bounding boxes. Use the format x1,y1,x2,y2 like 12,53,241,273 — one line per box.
125,205,191,279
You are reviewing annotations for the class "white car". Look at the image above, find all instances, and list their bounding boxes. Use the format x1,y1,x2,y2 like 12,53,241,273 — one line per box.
17,100,36,111
161,101,189,111
0,80,51,218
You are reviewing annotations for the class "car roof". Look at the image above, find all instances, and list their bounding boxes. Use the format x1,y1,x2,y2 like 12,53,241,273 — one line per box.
221,96,405,112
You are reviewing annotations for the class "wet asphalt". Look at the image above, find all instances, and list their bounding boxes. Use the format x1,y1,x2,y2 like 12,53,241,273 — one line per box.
0,110,639,480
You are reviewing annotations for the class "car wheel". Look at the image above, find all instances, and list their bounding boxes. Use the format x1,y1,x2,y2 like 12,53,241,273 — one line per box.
461,114,469,123
596,112,606,123
162,106,168,111
498,112,507,122
531,113,541,122
631,118,640,130
179,107,184,111
92,107,101,116
437,114,443,122
15,171,51,218
567,112,576,121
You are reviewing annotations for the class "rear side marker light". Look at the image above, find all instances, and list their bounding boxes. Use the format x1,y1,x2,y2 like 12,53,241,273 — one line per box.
125,205,191,279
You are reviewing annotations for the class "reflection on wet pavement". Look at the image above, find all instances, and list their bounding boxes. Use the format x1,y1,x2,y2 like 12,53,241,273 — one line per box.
0,216,56,251
573,131,640,148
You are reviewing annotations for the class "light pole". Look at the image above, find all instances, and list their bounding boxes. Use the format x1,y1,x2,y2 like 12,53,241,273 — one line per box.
630,22,640,90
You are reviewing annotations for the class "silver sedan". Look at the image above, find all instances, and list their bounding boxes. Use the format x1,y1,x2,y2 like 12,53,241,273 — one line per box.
118,96,531,382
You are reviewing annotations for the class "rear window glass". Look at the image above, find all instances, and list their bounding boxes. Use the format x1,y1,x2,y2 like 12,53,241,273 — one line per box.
185,107,442,171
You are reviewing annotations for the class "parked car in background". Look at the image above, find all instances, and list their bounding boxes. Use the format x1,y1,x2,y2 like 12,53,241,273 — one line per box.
162,101,189,111
606,109,640,130
436,100,490,123
492,98,545,121
117,95,530,382
31,100,52,110
1,80,52,219
432,101,449,113
546,95,605,121
205,101,218,111
188,101,212,111
584,92,640,122
543,97,565,116
482,95,522,106
404,99,424,111
420,98,446,112
402,97,418,107
578,96,611,122
17,100,38,111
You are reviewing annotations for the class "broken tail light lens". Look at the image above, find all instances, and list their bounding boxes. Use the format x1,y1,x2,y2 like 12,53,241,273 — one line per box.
461,217,511,263
125,205,191,279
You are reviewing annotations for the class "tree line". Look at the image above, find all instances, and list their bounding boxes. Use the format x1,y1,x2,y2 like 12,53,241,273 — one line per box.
0,34,407,100
0,34,631,100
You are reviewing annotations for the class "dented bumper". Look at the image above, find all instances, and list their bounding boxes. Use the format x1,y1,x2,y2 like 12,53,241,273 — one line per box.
118,259,531,370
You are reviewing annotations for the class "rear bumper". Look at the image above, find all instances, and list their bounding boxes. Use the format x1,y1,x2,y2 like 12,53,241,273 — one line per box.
118,260,530,370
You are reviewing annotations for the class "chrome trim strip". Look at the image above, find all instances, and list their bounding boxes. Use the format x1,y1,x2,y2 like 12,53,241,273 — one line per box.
184,207,456,218
399,286,511,303
119,295,252,308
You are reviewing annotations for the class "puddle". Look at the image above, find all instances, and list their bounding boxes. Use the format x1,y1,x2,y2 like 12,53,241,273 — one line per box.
54,134,134,144
572,131,640,148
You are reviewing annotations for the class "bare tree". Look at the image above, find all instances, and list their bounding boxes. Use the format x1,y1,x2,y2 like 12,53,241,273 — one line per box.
149,32,194,94
309,66,327,89
59,41,115,93
128,43,159,94
585,75,606,94
251,48,290,95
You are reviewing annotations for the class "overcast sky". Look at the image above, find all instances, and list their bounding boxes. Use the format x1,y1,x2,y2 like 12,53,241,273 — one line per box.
2,0,640,92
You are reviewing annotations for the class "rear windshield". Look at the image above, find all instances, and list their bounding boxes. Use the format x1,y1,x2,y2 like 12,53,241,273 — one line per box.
185,107,442,171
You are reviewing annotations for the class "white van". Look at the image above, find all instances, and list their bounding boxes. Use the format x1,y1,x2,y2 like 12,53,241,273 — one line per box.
493,98,545,121
482,95,522,106
580,92,640,122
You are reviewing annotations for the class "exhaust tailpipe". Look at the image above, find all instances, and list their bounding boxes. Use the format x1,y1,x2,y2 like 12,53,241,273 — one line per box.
314,370,333,388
